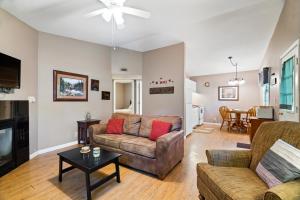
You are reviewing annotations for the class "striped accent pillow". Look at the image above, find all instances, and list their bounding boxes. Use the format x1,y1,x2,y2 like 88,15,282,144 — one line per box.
256,139,300,188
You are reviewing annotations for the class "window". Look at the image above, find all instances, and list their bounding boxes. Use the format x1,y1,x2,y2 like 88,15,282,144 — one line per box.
263,83,270,106
280,57,294,111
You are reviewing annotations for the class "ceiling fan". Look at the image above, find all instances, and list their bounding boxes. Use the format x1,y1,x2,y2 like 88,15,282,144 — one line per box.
86,0,151,29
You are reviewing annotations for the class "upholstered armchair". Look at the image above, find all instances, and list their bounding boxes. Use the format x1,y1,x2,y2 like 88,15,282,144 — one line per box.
197,121,300,200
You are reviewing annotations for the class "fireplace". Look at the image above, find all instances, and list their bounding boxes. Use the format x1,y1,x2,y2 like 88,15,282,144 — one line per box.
0,101,29,177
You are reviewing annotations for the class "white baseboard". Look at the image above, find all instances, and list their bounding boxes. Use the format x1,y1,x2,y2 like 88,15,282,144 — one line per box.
203,122,221,126
30,141,77,159
29,151,39,159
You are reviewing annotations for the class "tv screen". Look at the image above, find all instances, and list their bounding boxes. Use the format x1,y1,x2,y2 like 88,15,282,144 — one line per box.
0,52,21,89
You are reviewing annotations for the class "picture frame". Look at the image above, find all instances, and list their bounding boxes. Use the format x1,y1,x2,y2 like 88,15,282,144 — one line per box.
101,91,110,100
53,70,88,101
91,79,99,91
218,86,239,101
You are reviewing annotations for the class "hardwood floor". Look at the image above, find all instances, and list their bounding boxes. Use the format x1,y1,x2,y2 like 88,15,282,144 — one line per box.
0,125,249,200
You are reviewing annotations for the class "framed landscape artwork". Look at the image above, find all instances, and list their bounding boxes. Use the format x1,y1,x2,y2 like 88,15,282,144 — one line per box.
53,70,88,101
218,86,239,101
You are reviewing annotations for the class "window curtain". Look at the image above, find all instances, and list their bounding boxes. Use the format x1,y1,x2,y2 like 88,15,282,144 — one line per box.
280,57,294,110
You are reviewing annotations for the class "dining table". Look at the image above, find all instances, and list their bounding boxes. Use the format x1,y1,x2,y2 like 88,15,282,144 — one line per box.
228,109,248,131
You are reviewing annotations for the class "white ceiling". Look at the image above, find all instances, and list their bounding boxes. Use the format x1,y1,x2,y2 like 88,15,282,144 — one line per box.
0,0,284,76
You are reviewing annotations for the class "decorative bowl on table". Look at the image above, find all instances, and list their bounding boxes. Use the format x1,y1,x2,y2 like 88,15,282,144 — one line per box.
80,146,91,154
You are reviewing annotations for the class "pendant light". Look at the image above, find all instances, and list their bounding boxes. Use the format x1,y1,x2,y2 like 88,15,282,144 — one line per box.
228,56,245,86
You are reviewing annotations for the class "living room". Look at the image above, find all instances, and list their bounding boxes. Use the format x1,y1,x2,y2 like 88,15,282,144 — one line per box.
0,0,300,200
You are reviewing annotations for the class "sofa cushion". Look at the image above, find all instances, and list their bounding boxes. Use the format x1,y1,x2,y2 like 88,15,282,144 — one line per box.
139,116,182,138
107,118,124,134
149,120,172,141
256,139,300,188
120,137,156,158
93,134,137,149
112,113,141,136
197,163,268,200
250,121,300,171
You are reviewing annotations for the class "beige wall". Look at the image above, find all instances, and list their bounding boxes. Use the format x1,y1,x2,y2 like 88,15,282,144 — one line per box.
37,32,112,149
191,70,260,123
260,0,300,119
0,9,38,154
143,43,185,117
111,48,143,77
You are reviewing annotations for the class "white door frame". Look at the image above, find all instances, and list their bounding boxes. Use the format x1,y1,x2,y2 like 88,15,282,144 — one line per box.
279,39,299,122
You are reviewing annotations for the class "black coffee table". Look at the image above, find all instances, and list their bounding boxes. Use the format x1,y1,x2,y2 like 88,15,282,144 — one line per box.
58,147,121,200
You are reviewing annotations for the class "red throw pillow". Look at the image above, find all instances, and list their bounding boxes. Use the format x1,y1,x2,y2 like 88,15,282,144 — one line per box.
106,118,124,134
149,120,172,141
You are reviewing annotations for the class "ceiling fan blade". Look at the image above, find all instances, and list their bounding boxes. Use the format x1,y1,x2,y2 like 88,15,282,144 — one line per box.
114,0,126,6
85,8,108,18
121,7,151,19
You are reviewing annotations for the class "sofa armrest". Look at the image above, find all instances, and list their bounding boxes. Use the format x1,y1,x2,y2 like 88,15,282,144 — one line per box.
89,123,107,145
206,150,252,168
264,180,300,200
155,130,184,179
89,123,107,136
156,130,184,150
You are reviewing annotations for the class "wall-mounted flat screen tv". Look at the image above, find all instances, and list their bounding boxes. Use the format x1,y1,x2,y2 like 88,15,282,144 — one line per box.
0,52,21,89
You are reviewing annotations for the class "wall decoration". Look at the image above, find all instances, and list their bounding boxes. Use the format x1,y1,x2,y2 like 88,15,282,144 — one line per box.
53,70,88,101
218,86,239,101
149,77,174,86
204,82,210,87
150,86,174,94
91,79,99,91
149,77,175,95
271,73,277,85
102,91,110,100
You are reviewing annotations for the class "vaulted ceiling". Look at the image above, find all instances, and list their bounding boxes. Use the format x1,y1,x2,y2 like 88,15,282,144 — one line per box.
0,0,284,76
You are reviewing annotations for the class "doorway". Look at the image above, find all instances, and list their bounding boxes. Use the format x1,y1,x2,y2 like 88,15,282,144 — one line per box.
279,39,299,122
113,80,142,115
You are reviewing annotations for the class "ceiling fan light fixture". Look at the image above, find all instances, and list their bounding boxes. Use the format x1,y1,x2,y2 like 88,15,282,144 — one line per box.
102,10,112,22
113,11,124,25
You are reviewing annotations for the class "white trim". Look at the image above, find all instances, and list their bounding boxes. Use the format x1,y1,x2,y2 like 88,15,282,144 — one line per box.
280,39,299,59
203,122,221,126
29,151,39,159
30,141,77,159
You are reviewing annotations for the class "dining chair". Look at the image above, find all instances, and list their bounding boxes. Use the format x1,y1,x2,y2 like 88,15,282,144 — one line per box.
219,106,234,132
243,107,257,133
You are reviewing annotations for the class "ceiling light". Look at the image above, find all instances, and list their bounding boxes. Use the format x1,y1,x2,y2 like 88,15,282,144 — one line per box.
113,11,124,25
228,56,245,86
102,10,112,22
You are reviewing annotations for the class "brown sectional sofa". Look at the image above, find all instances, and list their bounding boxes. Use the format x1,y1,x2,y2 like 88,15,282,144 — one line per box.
89,113,184,179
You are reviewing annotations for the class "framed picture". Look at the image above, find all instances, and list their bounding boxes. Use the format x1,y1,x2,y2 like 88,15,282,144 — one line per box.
91,79,99,91
218,86,239,101
53,70,88,101
102,91,110,100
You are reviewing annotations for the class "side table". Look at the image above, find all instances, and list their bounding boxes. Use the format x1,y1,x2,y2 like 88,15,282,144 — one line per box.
249,117,274,142
77,119,100,144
